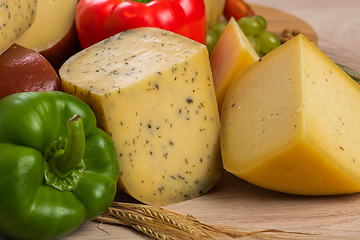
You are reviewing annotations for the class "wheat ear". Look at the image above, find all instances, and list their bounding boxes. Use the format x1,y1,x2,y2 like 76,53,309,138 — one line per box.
94,202,323,240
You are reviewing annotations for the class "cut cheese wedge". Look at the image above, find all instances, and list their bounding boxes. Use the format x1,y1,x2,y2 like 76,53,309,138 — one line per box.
0,0,37,54
221,34,360,196
210,17,259,112
59,27,222,206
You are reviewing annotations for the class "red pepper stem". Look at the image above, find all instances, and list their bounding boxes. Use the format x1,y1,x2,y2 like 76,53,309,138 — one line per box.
48,115,86,179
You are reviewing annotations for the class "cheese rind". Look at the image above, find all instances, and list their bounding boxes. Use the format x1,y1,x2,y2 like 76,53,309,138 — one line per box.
0,0,37,54
59,28,222,206
210,17,259,112
221,34,360,195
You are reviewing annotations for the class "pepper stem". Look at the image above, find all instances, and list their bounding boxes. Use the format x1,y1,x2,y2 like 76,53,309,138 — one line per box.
50,115,85,178
44,115,87,191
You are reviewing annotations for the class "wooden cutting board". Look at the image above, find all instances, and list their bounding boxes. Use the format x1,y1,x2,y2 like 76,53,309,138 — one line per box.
252,4,318,45
57,5,360,240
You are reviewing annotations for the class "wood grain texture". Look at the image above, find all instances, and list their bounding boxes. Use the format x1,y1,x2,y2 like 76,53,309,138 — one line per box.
58,1,360,239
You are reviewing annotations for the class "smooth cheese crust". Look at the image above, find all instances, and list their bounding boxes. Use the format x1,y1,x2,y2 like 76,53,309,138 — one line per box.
60,28,222,206
210,17,259,112
221,34,360,195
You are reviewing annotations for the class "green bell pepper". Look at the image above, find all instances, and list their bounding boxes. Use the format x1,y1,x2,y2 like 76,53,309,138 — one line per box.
0,91,119,240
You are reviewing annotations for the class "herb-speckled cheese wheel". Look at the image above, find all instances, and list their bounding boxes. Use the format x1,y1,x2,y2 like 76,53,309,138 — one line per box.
59,27,222,206
221,34,360,195
0,0,37,54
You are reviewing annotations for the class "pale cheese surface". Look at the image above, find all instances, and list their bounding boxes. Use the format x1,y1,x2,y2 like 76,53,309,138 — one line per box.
60,28,222,206
62,28,201,94
221,34,360,195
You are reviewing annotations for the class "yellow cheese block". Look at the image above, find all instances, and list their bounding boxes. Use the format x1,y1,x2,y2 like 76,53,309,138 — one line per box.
210,17,259,112
0,0,37,54
59,27,222,206
221,34,360,195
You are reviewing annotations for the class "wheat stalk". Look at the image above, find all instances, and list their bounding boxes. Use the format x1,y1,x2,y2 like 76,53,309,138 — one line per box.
111,202,211,238
132,224,177,240
94,202,322,240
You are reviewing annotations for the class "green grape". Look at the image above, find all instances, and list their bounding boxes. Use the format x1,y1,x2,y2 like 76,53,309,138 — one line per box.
257,30,281,54
206,29,218,55
211,21,227,39
237,16,261,37
253,15,267,32
247,36,261,54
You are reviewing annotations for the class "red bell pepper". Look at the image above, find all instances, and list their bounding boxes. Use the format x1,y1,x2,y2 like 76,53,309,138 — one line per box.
223,0,254,21
75,0,207,49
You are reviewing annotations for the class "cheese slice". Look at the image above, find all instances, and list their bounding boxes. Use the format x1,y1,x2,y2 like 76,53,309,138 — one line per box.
0,0,37,54
59,27,222,206
210,17,259,112
221,34,360,195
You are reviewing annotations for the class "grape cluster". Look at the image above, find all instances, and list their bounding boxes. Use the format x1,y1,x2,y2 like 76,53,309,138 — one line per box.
237,15,281,56
206,15,281,56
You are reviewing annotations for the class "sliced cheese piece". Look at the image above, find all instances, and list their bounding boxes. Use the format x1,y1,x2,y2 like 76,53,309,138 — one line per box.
221,34,360,195
0,0,37,54
209,17,259,112
59,27,222,206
